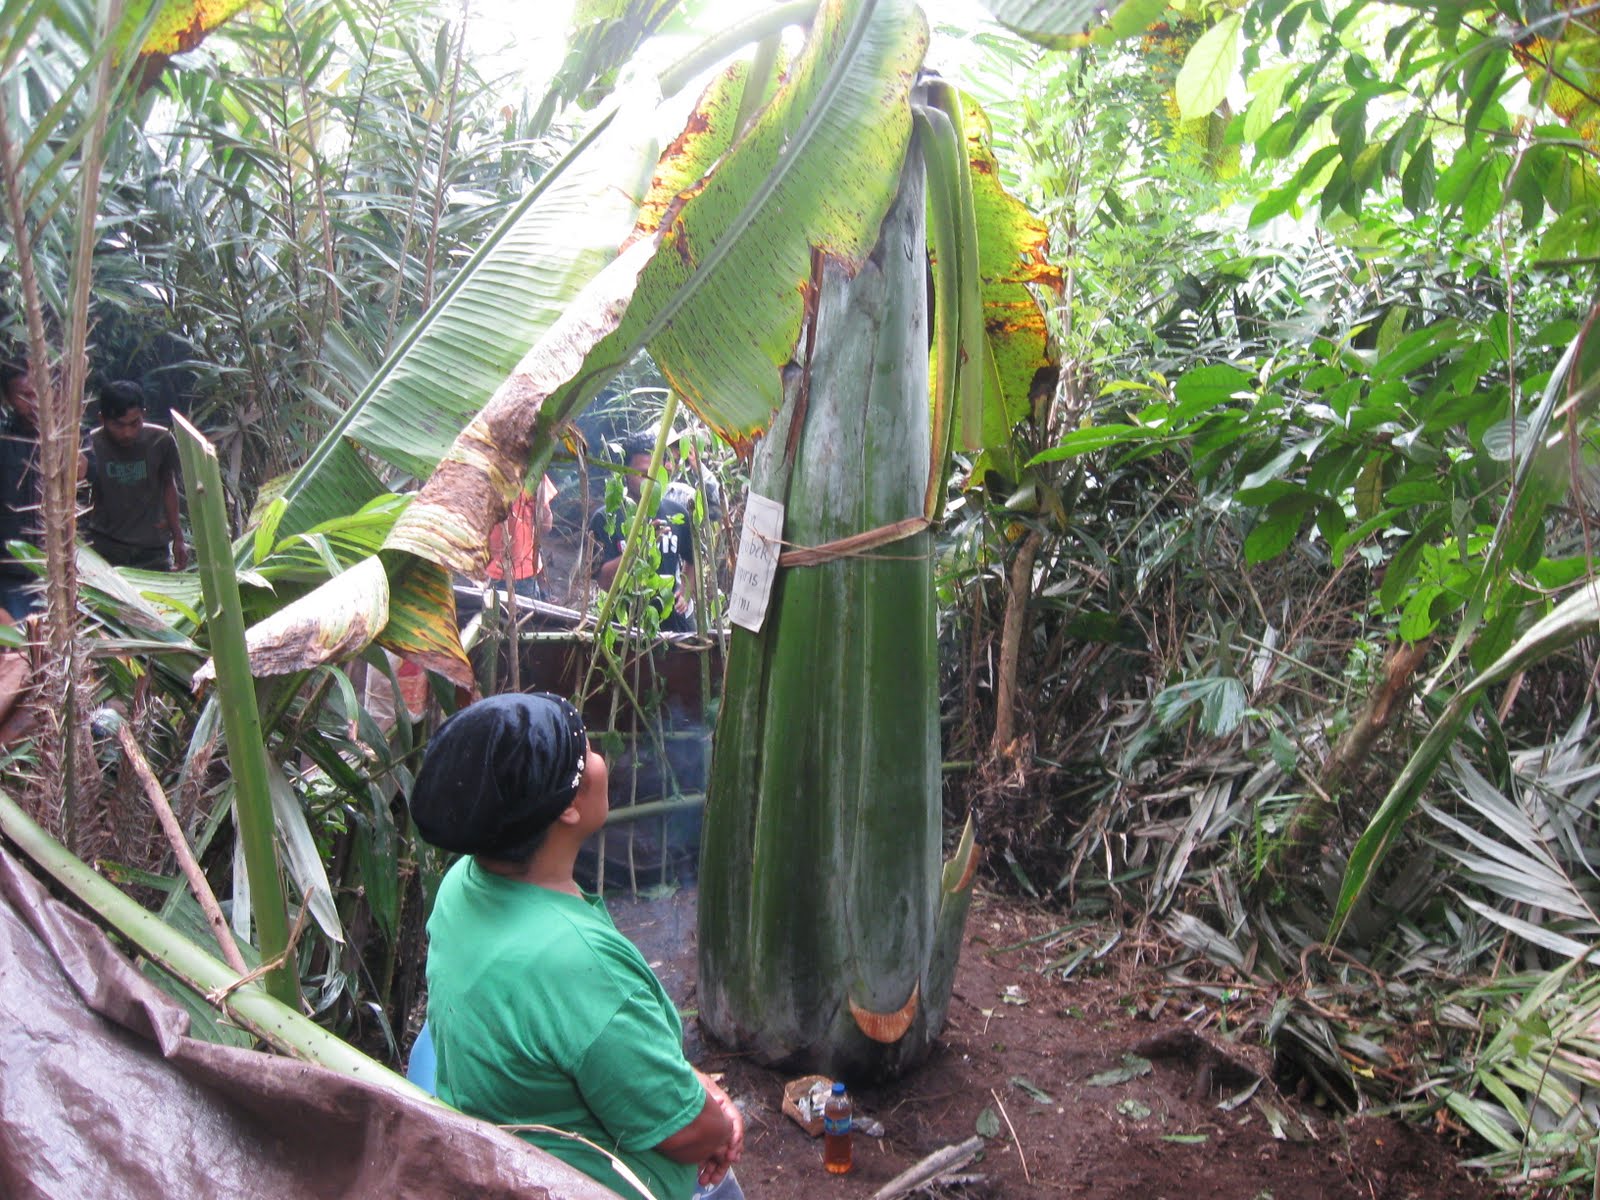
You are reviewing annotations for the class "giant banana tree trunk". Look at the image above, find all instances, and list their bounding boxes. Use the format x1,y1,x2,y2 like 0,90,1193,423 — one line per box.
698,131,976,1082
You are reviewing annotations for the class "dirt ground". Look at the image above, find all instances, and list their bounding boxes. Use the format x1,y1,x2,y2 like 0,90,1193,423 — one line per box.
607,887,1501,1200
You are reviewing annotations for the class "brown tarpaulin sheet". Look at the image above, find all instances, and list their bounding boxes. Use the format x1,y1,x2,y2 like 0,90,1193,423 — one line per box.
0,847,621,1200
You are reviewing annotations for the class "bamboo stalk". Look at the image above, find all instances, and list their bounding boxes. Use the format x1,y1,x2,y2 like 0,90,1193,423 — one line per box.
173,415,298,1009
115,722,248,975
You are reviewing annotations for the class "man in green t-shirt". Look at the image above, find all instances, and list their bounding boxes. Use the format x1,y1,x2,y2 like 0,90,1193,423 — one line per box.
409,693,743,1200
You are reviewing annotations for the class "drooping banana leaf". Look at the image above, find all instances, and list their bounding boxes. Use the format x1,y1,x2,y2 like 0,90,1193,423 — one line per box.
269,90,661,542
957,88,1059,451
270,2,827,547
227,0,928,685
918,80,1060,504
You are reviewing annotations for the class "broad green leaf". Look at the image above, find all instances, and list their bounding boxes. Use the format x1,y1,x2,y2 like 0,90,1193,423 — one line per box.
1401,137,1435,214
1243,64,1292,143
1398,584,1444,641
1028,423,1151,464
1244,498,1307,564
1172,363,1251,423
1175,13,1242,122
1538,205,1600,262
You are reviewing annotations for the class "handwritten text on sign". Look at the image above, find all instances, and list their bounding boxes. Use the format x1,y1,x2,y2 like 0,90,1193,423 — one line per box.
728,492,785,632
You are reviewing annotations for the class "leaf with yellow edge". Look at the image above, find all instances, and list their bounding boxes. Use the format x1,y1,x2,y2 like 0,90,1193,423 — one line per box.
643,0,929,450
377,557,472,690
193,555,388,687
635,61,750,237
130,0,254,57
959,90,1060,440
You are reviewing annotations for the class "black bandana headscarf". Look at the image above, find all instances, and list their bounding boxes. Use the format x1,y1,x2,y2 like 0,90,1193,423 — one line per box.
408,692,587,859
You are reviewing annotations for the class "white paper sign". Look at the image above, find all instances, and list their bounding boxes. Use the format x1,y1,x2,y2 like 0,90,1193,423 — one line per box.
728,492,786,632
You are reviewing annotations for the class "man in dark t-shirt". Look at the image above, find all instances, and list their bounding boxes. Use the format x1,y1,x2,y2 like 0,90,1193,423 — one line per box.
590,437,696,633
86,380,187,570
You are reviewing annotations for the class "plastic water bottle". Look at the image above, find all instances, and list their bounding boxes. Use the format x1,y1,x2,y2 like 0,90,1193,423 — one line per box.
823,1080,852,1174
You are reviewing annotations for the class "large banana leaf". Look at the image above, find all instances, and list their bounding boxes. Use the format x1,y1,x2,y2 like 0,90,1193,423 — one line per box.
270,1,831,547
958,88,1058,445
637,0,927,448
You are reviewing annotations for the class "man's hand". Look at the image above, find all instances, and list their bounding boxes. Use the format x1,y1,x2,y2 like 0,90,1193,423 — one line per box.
172,539,189,571
695,1071,744,1187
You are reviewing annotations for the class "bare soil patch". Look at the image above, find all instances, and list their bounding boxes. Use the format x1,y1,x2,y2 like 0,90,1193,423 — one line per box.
608,887,1499,1200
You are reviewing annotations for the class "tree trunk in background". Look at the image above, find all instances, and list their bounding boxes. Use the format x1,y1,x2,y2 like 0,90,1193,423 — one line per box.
1277,637,1432,874
991,528,1042,757
698,133,975,1082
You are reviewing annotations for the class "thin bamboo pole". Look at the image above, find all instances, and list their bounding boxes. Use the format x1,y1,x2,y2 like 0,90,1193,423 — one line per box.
115,722,248,975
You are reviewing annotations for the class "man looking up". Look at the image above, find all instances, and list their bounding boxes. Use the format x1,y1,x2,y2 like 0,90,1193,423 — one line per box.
0,361,40,620
86,380,187,571
590,435,696,633
410,693,743,1200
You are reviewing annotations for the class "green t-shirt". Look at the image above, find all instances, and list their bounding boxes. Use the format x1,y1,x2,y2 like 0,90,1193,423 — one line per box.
425,860,705,1200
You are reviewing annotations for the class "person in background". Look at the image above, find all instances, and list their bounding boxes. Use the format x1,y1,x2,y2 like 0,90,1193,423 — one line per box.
85,379,187,571
409,693,743,1200
487,472,558,601
590,435,696,633
0,361,41,620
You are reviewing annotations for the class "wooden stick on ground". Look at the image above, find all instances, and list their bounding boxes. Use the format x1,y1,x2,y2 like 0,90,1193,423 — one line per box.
116,721,249,975
870,1135,986,1200
990,1086,1031,1184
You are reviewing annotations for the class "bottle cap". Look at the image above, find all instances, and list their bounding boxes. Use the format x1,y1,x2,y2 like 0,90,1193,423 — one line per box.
832,1081,846,1094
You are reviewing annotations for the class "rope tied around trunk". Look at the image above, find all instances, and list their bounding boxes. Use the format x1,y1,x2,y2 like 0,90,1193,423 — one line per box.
776,515,930,567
